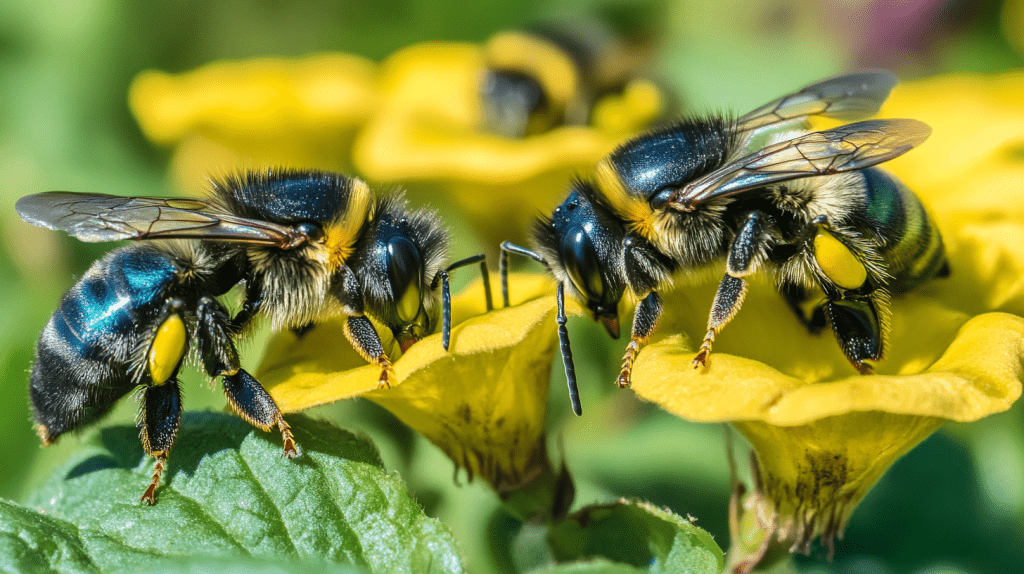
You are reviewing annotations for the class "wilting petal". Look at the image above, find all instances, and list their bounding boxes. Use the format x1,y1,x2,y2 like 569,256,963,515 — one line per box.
258,274,571,519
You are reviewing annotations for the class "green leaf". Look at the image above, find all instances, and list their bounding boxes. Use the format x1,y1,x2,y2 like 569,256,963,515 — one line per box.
546,500,723,574
14,412,463,574
525,559,647,574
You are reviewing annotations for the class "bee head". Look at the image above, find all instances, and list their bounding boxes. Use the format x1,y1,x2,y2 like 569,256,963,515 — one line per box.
345,195,448,351
534,180,626,338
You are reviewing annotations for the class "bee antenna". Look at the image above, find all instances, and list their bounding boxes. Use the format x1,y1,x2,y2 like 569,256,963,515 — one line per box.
556,282,582,416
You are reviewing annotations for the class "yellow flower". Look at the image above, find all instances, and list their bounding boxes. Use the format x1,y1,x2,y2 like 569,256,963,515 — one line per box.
129,54,379,192
257,274,575,520
627,71,1024,565
351,41,665,245
127,43,666,245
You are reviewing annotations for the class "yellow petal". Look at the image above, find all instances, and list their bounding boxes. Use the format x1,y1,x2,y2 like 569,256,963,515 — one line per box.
258,274,570,517
129,54,380,192
350,41,663,244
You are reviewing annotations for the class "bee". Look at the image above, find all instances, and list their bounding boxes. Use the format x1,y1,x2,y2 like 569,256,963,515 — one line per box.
500,71,947,415
16,168,491,504
480,22,658,138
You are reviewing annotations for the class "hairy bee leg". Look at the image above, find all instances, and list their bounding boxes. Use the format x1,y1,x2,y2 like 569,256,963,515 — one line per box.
196,296,240,378
430,253,492,351
694,211,770,368
332,265,395,387
228,277,264,332
195,296,298,457
499,242,548,307
139,379,182,505
617,291,664,388
556,283,582,416
825,296,883,374
223,369,298,458
693,275,748,368
344,316,395,388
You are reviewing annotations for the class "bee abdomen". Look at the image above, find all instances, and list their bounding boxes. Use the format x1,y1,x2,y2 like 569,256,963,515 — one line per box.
30,247,180,442
857,168,946,293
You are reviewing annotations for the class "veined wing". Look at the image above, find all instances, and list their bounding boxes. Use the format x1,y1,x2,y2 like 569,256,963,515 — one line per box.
736,70,898,135
668,119,931,210
16,192,303,247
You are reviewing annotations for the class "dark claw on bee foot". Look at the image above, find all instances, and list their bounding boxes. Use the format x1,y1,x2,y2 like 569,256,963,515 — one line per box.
691,350,709,369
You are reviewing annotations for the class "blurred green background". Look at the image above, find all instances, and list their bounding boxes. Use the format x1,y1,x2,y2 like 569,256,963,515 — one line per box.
1,1,1023,573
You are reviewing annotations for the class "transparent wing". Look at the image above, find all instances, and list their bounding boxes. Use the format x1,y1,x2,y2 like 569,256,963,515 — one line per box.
15,192,300,246
736,70,898,135
668,119,931,209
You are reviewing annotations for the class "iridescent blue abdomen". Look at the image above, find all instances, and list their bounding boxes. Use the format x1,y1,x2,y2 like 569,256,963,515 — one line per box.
30,246,179,440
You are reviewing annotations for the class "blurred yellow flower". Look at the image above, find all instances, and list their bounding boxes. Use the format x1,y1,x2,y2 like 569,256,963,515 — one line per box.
129,54,379,191
351,41,665,245
627,70,1024,565
258,274,574,520
128,42,666,245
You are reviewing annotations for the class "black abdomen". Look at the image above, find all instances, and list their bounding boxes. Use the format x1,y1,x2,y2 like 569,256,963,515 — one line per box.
31,247,179,441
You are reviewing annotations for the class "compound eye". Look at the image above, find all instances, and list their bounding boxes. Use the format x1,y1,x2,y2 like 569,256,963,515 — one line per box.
560,227,605,302
386,236,423,323
295,222,325,243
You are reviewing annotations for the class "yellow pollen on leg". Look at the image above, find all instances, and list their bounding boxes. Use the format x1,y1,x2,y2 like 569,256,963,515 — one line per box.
814,230,867,290
148,314,187,385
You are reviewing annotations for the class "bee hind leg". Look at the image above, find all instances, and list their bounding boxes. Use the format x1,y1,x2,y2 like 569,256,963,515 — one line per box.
196,296,296,457
825,296,883,374
139,379,182,505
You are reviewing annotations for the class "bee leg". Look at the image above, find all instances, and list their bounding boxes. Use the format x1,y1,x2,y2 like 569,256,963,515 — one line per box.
228,277,264,332
196,296,296,457
780,283,827,334
499,242,548,307
694,212,771,368
344,316,395,388
333,265,395,388
138,379,182,505
223,369,298,458
430,253,492,351
824,296,883,374
617,291,663,388
196,296,239,378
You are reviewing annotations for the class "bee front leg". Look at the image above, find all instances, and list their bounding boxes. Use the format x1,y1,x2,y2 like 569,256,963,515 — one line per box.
139,379,182,505
617,291,663,388
333,265,395,388
196,296,296,458
694,211,772,368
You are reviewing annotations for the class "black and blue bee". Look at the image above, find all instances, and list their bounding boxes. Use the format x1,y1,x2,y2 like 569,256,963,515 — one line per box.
501,71,948,415
17,169,490,504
